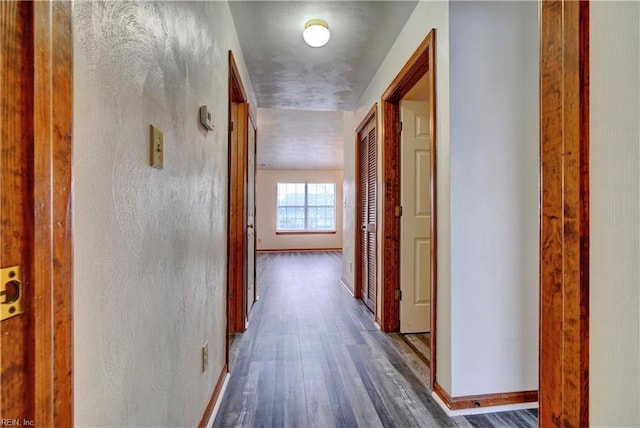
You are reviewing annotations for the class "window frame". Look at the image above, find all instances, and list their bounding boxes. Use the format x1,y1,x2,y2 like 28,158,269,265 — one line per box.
275,182,337,234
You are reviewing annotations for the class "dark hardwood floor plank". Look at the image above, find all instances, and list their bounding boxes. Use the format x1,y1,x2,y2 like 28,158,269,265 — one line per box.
298,319,338,427
213,252,537,428
466,409,539,428
318,333,359,426
282,333,308,427
253,360,277,425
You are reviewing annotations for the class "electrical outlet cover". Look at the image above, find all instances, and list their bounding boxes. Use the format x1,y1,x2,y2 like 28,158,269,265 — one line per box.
150,124,164,168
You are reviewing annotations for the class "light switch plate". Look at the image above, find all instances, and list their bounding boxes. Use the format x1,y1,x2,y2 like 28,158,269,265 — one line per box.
199,105,214,131
150,124,163,169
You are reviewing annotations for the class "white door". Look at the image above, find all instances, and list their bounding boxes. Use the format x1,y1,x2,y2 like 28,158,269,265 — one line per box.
246,119,257,319
399,100,431,333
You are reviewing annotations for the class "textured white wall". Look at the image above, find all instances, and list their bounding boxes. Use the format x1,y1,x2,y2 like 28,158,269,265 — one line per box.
590,3,640,426
72,1,254,425
341,111,356,291
353,0,452,390
255,169,344,251
449,1,539,396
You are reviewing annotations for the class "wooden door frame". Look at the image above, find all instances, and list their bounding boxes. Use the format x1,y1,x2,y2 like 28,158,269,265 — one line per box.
1,2,73,424
248,111,258,307
227,50,249,349
377,3,589,420
539,1,590,425
35,4,74,423
380,30,437,385
354,104,377,308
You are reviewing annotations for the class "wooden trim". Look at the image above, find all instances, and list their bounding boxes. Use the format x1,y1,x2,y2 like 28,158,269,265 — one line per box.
248,113,258,306
354,103,377,302
382,32,434,101
356,103,377,133
433,382,449,409
339,277,354,297
539,1,590,426
380,96,400,332
198,364,229,428
33,3,53,424
256,248,342,253
380,30,437,389
229,51,247,105
434,382,538,411
427,31,438,393
354,125,361,301
31,2,74,425
227,51,249,354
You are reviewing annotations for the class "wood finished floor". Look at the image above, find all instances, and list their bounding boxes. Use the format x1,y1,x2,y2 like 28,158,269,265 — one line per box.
215,252,538,428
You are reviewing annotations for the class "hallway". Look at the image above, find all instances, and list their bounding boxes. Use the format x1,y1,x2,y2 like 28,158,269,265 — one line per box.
213,252,538,427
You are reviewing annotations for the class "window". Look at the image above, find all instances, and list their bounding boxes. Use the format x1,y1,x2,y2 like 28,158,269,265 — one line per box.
277,183,336,232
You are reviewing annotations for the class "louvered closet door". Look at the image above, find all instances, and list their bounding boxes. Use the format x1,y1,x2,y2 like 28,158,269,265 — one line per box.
365,125,377,312
358,121,376,313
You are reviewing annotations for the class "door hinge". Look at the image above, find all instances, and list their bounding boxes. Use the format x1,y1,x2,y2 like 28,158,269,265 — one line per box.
394,205,403,217
395,289,402,301
397,121,403,133
230,121,234,132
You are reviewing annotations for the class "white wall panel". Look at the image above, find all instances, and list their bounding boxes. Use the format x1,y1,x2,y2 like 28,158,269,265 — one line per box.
73,2,254,425
590,3,640,426
449,0,539,396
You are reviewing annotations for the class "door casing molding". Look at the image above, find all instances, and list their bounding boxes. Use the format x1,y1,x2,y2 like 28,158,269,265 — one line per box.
0,1,74,424
227,50,249,341
539,1,590,425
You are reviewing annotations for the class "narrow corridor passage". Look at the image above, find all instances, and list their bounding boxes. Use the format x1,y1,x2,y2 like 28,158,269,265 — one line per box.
214,252,537,427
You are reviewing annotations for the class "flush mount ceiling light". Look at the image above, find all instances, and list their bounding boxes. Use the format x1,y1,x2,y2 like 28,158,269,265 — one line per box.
303,19,330,48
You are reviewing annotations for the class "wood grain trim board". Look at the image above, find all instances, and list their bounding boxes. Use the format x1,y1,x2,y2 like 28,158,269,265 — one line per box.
434,382,538,411
198,364,229,428
538,1,590,426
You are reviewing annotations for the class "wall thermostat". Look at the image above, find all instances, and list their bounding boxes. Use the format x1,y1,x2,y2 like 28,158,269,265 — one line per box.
199,105,215,131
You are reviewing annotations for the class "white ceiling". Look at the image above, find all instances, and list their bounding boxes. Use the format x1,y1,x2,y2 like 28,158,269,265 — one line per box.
257,108,344,170
229,1,419,170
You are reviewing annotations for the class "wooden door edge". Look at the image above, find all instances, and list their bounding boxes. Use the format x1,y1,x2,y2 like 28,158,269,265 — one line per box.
32,2,74,425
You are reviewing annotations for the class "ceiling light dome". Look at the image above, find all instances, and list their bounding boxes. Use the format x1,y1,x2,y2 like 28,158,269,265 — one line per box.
303,19,330,48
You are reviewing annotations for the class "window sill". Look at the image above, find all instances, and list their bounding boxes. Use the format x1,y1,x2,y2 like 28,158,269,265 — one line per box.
276,231,337,235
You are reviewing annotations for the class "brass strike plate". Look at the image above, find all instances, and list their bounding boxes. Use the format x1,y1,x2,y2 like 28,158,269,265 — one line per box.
1,266,24,321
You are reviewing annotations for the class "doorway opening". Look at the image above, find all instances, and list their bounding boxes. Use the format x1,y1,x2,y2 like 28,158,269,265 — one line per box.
227,50,250,366
380,29,437,387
